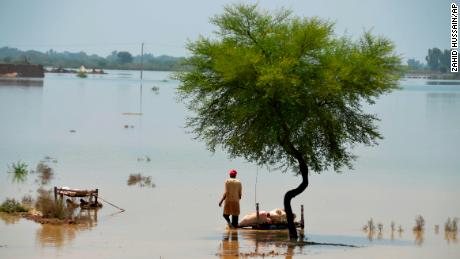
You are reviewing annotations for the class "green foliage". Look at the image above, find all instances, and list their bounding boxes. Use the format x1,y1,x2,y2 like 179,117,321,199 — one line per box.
426,48,450,73
176,4,401,174
8,161,29,183
0,198,29,213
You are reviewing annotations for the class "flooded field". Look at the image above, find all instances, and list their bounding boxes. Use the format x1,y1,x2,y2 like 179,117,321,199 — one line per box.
0,71,459,258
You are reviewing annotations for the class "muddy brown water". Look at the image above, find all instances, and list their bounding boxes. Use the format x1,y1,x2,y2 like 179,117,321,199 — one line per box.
0,72,459,258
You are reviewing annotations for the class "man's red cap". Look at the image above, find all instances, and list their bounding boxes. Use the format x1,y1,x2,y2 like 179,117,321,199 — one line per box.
229,169,237,177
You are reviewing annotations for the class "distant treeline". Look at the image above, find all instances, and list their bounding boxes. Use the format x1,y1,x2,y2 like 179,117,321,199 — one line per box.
406,47,453,74
0,47,189,71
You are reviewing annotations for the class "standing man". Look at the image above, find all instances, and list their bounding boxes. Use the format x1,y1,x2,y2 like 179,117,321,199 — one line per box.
219,169,242,228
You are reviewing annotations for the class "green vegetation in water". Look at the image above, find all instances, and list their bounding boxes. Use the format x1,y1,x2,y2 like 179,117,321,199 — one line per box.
445,217,459,232
7,161,29,183
413,215,425,231
0,198,29,213
127,173,155,188
137,155,151,162
35,188,72,219
151,86,160,94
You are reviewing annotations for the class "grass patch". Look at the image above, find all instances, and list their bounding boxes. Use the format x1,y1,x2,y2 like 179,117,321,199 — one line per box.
0,198,29,213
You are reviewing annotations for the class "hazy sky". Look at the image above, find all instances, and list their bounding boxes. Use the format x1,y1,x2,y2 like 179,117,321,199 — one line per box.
0,0,451,62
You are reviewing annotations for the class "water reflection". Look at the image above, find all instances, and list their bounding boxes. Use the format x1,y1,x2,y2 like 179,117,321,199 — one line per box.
0,78,43,87
0,213,21,225
36,209,98,248
218,229,311,258
445,231,458,244
426,80,460,86
413,230,424,246
219,230,239,258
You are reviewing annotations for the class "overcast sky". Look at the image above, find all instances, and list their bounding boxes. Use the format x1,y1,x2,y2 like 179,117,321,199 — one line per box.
0,0,451,62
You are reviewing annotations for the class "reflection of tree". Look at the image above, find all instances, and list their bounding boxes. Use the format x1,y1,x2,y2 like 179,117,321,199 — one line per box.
218,230,293,257
218,229,349,257
0,213,21,225
413,230,424,246
445,231,458,244
36,208,99,249
36,224,76,248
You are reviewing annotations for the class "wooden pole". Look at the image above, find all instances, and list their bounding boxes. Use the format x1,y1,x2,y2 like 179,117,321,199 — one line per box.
140,42,144,80
54,186,57,201
139,42,144,118
95,189,99,204
256,202,260,228
301,204,304,230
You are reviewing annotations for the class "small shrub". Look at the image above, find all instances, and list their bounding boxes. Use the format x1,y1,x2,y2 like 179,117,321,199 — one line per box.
413,215,425,231
35,188,71,219
445,217,459,232
377,223,383,233
151,86,160,94
35,162,54,185
127,173,155,188
367,218,375,232
0,198,28,213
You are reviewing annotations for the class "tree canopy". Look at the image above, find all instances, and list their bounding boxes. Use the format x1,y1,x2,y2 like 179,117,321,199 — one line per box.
177,4,401,174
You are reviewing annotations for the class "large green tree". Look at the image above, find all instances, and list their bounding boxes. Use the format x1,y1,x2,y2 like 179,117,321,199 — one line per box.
176,4,401,238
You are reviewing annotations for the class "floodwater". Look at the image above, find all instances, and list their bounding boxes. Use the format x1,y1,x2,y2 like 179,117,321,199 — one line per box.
0,72,459,258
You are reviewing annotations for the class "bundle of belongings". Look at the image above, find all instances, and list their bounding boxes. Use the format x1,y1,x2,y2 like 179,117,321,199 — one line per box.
238,208,295,227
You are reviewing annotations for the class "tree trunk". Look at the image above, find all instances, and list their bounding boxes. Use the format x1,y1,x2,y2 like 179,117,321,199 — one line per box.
284,154,309,239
